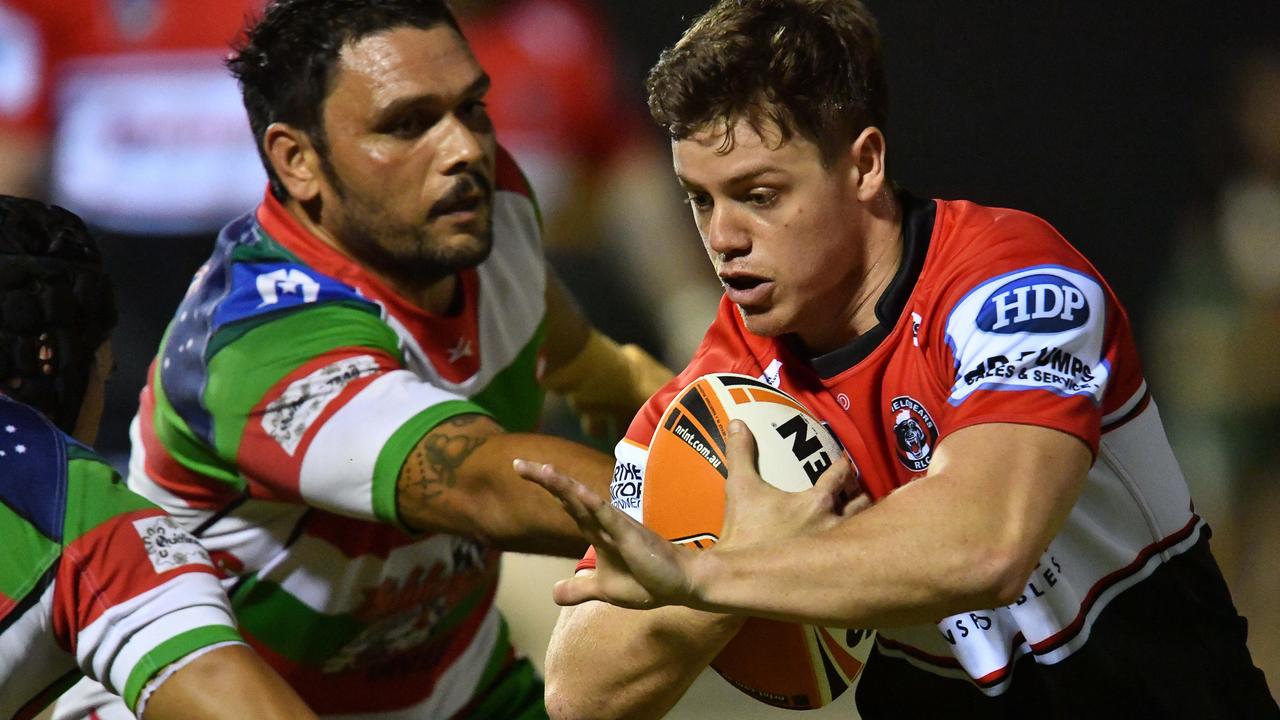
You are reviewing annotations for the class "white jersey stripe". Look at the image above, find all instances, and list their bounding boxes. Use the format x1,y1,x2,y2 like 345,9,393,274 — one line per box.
0,584,72,720
298,370,468,519
1101,379,1148,427
75,574,238,698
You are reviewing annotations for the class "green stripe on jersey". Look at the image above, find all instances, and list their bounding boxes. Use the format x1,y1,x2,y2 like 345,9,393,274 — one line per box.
204,304,404,464
0,501,59,602
206,299,380,359
231,572,496,666
151,367,244,489
121,624,243,710
61,457,156,545
372,400,494,528
469,320,546,432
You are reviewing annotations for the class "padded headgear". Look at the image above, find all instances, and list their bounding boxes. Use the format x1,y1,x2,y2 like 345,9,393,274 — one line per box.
0,196,117,432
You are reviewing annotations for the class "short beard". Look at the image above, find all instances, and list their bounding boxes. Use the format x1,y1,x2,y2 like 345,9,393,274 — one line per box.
322,158,494,289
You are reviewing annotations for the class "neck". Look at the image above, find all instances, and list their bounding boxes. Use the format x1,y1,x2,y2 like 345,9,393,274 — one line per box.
282,197,459,315
799,189,903,354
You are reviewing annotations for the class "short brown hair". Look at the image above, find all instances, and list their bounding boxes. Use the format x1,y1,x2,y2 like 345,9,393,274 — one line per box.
646,0,888,160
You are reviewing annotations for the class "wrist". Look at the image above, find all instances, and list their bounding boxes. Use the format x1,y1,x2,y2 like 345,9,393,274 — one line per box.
686,546,728,612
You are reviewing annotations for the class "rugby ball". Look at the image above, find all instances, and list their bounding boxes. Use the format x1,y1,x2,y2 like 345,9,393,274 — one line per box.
643,373,875,709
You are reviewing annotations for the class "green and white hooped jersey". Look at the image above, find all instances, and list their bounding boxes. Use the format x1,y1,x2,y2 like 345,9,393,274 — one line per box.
90,150,547,717
0,397,239,720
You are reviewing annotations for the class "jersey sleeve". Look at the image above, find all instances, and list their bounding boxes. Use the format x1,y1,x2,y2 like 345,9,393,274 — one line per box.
197,299,493,528
53,448,241,713
0,1,51,135
926,211,1120,454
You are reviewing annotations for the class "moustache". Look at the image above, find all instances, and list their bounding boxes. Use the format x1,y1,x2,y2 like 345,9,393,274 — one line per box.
428,173,494,219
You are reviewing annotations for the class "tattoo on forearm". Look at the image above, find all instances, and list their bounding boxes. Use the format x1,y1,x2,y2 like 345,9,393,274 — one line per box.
401,415,492,504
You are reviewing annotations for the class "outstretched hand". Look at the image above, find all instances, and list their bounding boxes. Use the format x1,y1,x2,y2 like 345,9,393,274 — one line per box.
515,420,866,610
513,458,695,609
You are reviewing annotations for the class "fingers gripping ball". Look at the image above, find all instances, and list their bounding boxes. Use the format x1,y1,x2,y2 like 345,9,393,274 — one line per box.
643,373,876,710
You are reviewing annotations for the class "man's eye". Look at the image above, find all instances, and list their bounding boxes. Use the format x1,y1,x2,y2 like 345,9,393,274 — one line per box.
746,190,777,207
459,100,489,119
684,193,712,211
388,116,430,138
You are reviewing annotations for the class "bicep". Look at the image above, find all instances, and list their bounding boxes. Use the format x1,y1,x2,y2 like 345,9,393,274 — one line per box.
926,422,1091,562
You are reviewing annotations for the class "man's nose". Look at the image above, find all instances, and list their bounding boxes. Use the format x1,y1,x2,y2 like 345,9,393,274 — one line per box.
437,114,487,175
706,206,750,258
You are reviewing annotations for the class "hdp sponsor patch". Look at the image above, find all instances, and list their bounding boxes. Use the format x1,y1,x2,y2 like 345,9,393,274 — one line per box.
946,266,1109,405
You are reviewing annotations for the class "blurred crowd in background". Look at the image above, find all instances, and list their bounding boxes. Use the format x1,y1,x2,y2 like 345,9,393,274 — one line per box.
1,0,1276,709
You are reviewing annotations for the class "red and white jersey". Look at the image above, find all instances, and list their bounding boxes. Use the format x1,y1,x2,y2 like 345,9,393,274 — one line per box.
0,0,267,234
607,194,1274,716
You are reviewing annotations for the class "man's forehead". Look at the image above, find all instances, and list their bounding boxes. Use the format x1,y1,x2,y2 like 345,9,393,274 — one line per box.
672,119,808,183
332,24,482,104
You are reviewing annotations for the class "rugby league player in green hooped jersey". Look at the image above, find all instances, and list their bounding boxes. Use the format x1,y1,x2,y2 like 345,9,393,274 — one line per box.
54,1,670,718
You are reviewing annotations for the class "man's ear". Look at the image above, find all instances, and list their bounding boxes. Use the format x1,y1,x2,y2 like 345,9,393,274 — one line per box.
263,122,324,202
847,126,887,203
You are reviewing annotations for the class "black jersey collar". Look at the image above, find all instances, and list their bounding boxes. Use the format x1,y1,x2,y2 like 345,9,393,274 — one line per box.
806,190,936,379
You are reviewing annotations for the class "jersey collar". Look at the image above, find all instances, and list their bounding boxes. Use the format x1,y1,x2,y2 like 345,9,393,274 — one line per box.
254,191,483,382
807,190,936,379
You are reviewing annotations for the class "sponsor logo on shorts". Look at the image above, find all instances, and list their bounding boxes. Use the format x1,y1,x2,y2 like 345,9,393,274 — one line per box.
133,516,214,574
889,396,937,472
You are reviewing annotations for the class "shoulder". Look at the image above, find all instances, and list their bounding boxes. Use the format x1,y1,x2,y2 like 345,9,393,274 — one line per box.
920,199,1117,330
0,398,70,541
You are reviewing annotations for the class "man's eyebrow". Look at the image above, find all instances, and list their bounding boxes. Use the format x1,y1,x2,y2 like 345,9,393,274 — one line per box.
676,165,781,190
372,72,491,120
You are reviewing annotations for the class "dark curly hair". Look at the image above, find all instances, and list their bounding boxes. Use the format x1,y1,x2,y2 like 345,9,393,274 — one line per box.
646,0,888,161
227,0,462,200
0,196,117,433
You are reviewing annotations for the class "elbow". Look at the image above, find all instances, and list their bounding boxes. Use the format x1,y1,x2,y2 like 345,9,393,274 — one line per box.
545,678,632,720
958,541,1040,609
544,681,589,720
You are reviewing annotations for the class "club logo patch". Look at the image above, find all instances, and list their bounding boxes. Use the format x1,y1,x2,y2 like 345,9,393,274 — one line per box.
133,516,214,574
262,355,381,455
890,396,938,472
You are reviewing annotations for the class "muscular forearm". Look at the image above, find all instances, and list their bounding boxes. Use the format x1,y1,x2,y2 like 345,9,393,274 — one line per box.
143,645,315,720
396,416,614,556
689,425,1091,627
545,598,745,720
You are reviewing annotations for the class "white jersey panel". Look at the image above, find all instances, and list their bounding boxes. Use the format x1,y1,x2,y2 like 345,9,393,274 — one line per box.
297,369,469,519
611,439,648,523
75,575,240,699
0,584,69,720
877,401,1199,693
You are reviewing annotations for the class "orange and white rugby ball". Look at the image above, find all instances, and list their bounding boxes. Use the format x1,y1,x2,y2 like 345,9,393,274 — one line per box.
643,373,875,709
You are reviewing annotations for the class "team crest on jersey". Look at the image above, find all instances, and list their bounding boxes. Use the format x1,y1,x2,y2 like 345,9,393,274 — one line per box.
889,396,937,472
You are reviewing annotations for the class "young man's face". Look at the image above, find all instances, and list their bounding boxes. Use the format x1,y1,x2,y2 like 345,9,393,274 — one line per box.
673,119,866,350
315,24,497,288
